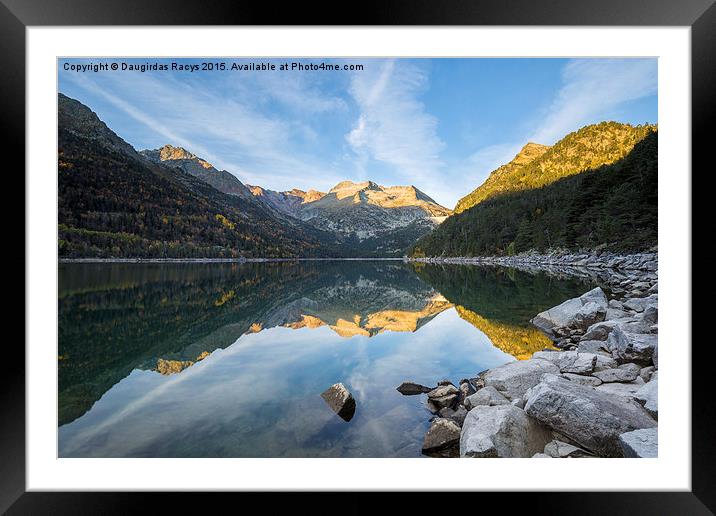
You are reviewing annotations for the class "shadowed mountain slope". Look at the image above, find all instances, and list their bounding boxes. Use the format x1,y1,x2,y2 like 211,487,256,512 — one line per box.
412,126,658,257
58,93,338,258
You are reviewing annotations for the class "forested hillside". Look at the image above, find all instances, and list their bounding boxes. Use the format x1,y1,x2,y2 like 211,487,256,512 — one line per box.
58,94,338,258
411,130,657,257
454,122,656,214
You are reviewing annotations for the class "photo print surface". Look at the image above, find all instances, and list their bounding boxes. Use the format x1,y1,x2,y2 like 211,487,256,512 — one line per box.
57,57,658,458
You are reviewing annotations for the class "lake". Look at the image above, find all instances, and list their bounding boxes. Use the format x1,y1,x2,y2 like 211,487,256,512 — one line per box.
58,260,597,457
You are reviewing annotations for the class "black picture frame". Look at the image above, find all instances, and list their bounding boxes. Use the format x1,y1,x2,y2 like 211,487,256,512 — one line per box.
3,0,711,512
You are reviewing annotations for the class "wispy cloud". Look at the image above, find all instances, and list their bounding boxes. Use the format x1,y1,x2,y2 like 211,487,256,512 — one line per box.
68,74,220,164
241,71,348,115
64,67,348,193
456,58,657,202
530,58,657,144
346,60,445,191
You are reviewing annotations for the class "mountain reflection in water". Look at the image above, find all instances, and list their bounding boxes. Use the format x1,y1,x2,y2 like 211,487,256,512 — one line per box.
58,260,594,457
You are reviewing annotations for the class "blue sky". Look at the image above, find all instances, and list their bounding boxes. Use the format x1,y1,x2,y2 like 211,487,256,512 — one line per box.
58,58,657,208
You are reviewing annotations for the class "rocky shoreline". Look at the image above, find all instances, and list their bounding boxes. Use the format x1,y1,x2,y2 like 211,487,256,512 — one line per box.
399,253,659,458
59,257,406,264
408,251,657,294
409,250,657,271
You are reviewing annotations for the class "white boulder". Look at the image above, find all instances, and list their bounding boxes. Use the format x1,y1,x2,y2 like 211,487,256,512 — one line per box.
531,287,608,333
464,385,510,409
619,427,658,458
531,351,597,375
623,294,658,313
460,404,552,458
482,359,559,401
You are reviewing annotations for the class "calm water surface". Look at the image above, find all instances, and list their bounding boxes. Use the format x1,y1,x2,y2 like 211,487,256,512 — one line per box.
58,261,596,457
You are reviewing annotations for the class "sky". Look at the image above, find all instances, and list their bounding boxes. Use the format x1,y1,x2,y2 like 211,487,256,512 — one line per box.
58,57,657,208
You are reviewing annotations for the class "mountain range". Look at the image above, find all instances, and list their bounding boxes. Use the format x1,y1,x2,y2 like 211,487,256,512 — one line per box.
59,93,451,258
247,185,325,213
58,93,343,259
141,144,452,255
58,93,657,259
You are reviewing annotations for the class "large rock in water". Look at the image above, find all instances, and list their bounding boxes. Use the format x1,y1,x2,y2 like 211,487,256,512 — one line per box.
524,374,656,457
460,404,552,458
531,287,608,334
396,381,432,395
321,383,356,422
607,326,658,366
619,427,658,458
426,384,459,410
459,379,476,399
482,359,559,401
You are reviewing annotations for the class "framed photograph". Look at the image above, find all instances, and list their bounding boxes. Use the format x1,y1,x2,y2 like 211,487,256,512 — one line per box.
4,0,712,511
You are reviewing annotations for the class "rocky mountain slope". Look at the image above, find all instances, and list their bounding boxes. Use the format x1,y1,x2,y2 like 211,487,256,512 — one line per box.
248,180,452,256
246,185,326,217
140,144,255,200
412,123,658,257
58,93,336,258
137,149,453,256
300,181,450,233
